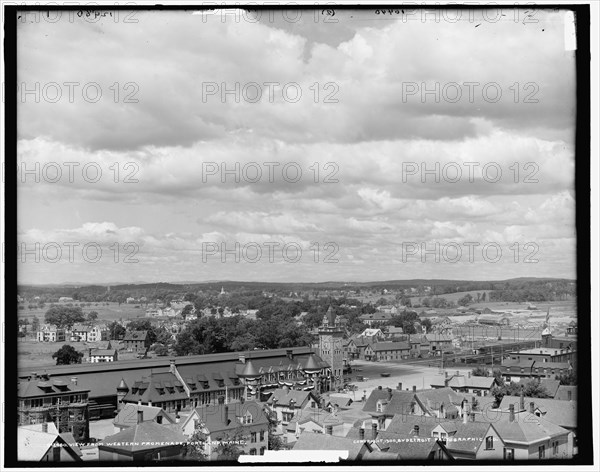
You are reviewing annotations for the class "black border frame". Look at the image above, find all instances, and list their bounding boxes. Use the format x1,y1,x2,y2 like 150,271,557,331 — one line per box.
3,2,593,468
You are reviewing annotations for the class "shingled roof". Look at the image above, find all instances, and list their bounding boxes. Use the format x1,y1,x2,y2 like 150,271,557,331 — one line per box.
122,372,187,404
498,396,577,429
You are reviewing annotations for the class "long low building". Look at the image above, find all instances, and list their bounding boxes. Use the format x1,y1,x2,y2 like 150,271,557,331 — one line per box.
18,347,324,419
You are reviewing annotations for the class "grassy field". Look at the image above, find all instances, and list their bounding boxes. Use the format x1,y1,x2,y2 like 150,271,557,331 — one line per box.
18,338,146,370
17,301,148,324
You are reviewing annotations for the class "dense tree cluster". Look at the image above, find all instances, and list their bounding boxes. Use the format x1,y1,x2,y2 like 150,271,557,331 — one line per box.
173,315,314,356
52,345,84,365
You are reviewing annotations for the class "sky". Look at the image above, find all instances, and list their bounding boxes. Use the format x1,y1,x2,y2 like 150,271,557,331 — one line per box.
16,7,577,284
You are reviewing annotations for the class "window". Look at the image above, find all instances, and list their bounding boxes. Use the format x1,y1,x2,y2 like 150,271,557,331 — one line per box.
440,432,447,444
282,412,293,423
249,448,257,455
260,447,265,455
504,448,515,460
433,432,439,438
311,401,316,408
251,432,257,443
485,436,494,450
539,445,546,459
553,441,558,455
260,431,265,442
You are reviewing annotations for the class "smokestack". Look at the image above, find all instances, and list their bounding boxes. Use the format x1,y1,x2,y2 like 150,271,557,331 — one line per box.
326,425,333,435
397,382,403,391
371,423,378,439
509,404,515,422
137,410,143,424
359,428,365,440
529,402,535,413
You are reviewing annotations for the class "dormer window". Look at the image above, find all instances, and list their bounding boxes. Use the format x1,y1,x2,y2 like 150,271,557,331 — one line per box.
239,413,253,425
376,401,383,413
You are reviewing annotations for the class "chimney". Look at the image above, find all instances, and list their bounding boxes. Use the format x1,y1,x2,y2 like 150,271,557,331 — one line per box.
529,402,535,413
137,409,144,424
239,354,246,364
378,385,382,390
326,425,333,435
176,413,180,424
509,404,515,422
286,349,293,360
387,387,392,399
456,370,459,376
359,428,365,440
520,392,525,411
568,390,572,401
397,382,403,391
413,385,416,392
470,412,475,422
223,405,229,425
169,359,176,373
88,348,92,359
468,371,471,378
42,423,48,433
414,425,419,436
71,377,77,386
371,423,378,439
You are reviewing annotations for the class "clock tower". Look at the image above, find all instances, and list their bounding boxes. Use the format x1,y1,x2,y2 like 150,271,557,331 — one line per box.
318,306,344,391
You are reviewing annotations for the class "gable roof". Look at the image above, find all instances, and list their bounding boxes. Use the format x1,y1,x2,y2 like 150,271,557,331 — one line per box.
555,385,577,401
186,401,269,435
431,374,496,390
100,421,186,453
474,410,569,444
441,422,497,454
113,403,175,428
498,396,577,429
372,341,410,352
363,388,394,414
414,387,466,414
327,396,353,408
123,330,148,341
18,426,83,461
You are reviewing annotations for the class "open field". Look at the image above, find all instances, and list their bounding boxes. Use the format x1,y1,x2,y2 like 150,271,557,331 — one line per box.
17,339,144,369
17,301,148,324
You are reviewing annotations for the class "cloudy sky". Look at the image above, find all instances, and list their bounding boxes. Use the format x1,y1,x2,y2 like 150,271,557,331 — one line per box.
16,8,577,284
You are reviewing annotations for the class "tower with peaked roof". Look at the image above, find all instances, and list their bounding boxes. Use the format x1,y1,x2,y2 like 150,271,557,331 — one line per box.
318,306,344,391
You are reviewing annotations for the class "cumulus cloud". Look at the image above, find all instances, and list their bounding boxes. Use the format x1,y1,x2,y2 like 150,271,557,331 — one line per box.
15,8,577,283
